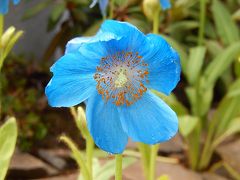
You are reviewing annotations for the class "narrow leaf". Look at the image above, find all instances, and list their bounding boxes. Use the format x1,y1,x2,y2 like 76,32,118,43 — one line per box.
59,136,90,180
203,42,240,87
212,0,239,45
187,46,206,85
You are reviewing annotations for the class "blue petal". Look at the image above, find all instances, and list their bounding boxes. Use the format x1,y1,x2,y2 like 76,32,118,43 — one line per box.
99,20,149,54
0,0,9,14
65,37,92,54
143,34,181,95
79,36,134,62
118,91,178,144
86,90,128,154
45,53,97,107
12,0,20,5
65,32,119,54
159,0,171,10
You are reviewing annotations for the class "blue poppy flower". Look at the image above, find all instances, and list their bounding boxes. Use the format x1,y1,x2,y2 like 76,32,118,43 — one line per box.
160,0,171,10
45,20,181,154
0,0,20,14
90,0,109,16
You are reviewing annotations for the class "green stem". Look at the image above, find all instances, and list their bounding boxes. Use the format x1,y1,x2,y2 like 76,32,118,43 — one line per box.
187,121,201,170
138,143,150,179
153,7,160,34
86,135,94,180
148,144,159,180
109,0,115,19
198,0,207,45
115,154,123,180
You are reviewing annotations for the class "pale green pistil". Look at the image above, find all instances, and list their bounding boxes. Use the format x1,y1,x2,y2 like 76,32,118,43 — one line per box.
115,68,128,88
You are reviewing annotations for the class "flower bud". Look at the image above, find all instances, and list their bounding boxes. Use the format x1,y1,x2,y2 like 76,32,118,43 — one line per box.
143,0,160,21
0,26,15,48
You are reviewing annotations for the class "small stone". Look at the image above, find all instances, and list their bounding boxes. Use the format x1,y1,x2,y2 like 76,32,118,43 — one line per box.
8,152,58,179
123,160,201,180
37,149,68,170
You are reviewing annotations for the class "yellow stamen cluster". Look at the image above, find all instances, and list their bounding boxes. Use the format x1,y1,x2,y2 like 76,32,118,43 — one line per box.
94,51,149,106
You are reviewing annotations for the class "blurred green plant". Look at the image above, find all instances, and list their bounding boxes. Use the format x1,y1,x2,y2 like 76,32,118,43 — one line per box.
152,0,240,173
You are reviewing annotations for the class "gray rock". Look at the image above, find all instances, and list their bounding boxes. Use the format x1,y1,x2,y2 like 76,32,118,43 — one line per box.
37,149,68,170
123,160,201,180
8,152,58,179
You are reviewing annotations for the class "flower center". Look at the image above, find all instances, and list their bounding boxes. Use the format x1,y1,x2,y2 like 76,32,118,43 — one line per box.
114,68,128,88
94,51,149,106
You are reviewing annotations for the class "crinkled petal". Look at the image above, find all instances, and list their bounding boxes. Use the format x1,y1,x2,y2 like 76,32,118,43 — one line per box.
65,31,119,54
65,37,92,54
86,90,128,154
118,91,178,144
45,53,97,107
0,0,9,14
12,0,20,5
99,20,149,53
143,34,181,95
160,0,171,10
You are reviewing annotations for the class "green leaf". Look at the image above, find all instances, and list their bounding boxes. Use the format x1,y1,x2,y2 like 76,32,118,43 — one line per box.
203,42,240,88
227,78,240,98
206,40,223,58
213,117,240,147
211,0,239,45
210,95,240,140
185,85,213,117
0,117,18,180
187,46,206,85
179,115,199,137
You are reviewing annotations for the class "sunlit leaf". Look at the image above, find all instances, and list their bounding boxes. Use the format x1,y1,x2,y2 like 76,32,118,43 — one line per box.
213,117,240,147
179,115,199,137
0,117,18,180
